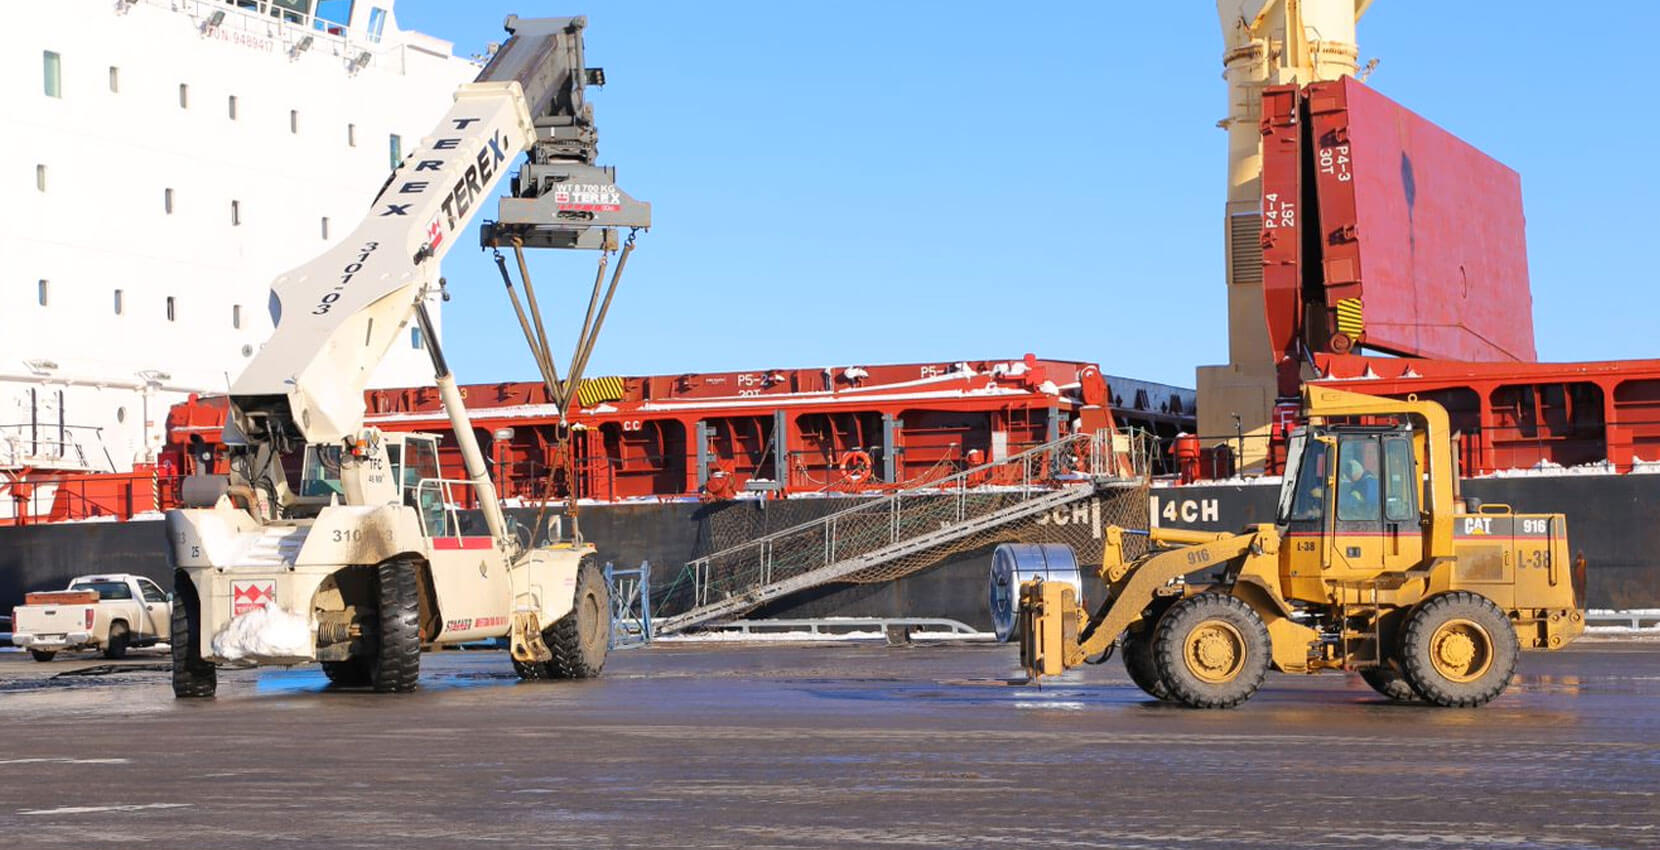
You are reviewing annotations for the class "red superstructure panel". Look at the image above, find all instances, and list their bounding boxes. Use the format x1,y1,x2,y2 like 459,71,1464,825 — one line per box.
137,356,1141,510
1304,77,1535,362
1312,354,1660,474
1257,84,1305,397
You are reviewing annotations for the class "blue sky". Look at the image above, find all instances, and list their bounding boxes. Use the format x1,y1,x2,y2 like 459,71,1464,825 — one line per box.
393,1,1659,389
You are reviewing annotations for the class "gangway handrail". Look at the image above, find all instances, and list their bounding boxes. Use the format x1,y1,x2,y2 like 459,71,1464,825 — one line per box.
688,429,1124,559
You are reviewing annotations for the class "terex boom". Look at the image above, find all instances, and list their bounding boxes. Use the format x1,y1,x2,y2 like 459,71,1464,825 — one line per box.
1013,387,1585,708
165,16,649,697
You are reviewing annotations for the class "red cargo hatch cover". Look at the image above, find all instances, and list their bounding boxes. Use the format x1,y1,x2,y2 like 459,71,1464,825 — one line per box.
1304,77,1536,362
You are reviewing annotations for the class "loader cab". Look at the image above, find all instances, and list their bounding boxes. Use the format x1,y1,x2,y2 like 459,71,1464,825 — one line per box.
1277,423,1425,593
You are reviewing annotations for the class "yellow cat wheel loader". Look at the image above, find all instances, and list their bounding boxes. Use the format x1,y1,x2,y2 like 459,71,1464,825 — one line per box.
1014,386,1586,708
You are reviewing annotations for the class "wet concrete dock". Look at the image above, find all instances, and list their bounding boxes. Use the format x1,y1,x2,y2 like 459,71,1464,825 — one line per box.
1,640,1656,848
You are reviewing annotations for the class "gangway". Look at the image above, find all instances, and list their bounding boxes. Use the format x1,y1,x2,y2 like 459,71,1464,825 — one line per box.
655,431,1148,635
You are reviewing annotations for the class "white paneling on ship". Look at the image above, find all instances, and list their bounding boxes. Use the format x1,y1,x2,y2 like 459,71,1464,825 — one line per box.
3,0,475,519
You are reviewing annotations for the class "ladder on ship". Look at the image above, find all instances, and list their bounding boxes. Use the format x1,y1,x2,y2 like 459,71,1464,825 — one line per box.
655,430,1148,635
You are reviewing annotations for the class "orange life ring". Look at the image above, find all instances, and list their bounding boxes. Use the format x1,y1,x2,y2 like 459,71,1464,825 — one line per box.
842,450,873,483
702,463,736,501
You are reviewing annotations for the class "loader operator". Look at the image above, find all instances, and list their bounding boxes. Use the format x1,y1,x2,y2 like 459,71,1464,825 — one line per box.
1340,456,1379,519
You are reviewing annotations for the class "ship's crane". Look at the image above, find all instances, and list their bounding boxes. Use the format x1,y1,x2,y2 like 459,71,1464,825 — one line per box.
166,15,649,697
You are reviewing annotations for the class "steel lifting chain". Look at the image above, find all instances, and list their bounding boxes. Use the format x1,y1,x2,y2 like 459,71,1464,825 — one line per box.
492,227,642,541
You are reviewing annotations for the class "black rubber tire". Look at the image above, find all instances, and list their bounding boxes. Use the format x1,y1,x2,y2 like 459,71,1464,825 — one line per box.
369,559,421,693
547,559,609,679
1359,666,1418,702
1122,598,1177,700
103,621,130,660
1400,591,1518,708
170,578,217,698
1153,593,1272,709
29,649,56,663
321,658,371,687
512,657,553,680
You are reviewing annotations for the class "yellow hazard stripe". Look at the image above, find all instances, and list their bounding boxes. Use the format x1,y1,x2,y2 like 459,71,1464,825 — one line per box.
575,376,626,407
1335,298,1365,337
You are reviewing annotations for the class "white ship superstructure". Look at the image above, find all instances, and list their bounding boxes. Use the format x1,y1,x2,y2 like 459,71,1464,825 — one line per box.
2,0,477,478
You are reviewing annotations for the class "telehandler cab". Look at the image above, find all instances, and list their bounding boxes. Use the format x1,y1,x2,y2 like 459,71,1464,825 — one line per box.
1015,386,1585,708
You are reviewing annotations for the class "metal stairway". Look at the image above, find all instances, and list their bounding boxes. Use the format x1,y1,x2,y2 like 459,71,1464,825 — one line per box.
656,431,1143,635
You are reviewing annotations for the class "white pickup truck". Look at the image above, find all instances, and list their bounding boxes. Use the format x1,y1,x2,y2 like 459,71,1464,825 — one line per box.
11,574,172,662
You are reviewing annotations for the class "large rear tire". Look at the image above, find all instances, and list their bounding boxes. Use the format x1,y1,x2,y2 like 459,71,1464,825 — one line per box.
549,559,609,679
103,621,130,660
29,649,56,663
321,658,371,687
170,578,217,698
1153,593,1271,709
368,559,421,693
1400,591,1517,708
1359,666,1418,702
1122,598,1176,700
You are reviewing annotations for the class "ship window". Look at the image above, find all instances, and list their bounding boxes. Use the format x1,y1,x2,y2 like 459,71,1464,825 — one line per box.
166,296,176,322
178,83,188,108
116,407,126,424
367,7,388,43
411,326,422,349
228,95,238,120
290,109,299,134
108,66,118,93
113,289,124,315
231,200,241,226
268,0,307,25
43,51,61,98
321,216,330,239
38,280,48,307
165,188,175,214
36,164,46,192
347,123,356,147
232,304,242,329
315,0,352,30
389,133,402,169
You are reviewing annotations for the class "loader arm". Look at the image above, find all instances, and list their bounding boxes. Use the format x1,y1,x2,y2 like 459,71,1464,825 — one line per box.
1023,529,1263,677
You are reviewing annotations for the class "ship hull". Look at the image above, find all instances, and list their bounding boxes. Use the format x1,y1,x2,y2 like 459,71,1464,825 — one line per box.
4,475,1656,627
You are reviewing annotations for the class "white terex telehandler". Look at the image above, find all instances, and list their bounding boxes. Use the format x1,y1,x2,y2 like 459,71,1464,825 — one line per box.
166,16,649,697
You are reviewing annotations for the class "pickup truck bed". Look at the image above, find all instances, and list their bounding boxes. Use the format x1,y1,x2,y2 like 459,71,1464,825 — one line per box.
12,575,172,661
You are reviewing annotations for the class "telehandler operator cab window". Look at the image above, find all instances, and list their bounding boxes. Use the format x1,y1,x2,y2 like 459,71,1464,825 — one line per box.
400,437,448,537
298,445,345,498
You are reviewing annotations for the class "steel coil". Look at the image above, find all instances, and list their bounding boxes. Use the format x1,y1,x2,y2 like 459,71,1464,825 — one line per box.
988,543,1082,643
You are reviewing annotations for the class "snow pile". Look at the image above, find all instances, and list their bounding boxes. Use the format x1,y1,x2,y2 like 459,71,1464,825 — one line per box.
211,603,313,661
1630,457,1660,475
1037,380,1060,395
1583,609,1660,635
842,366,870,381
1481,459,1620,479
